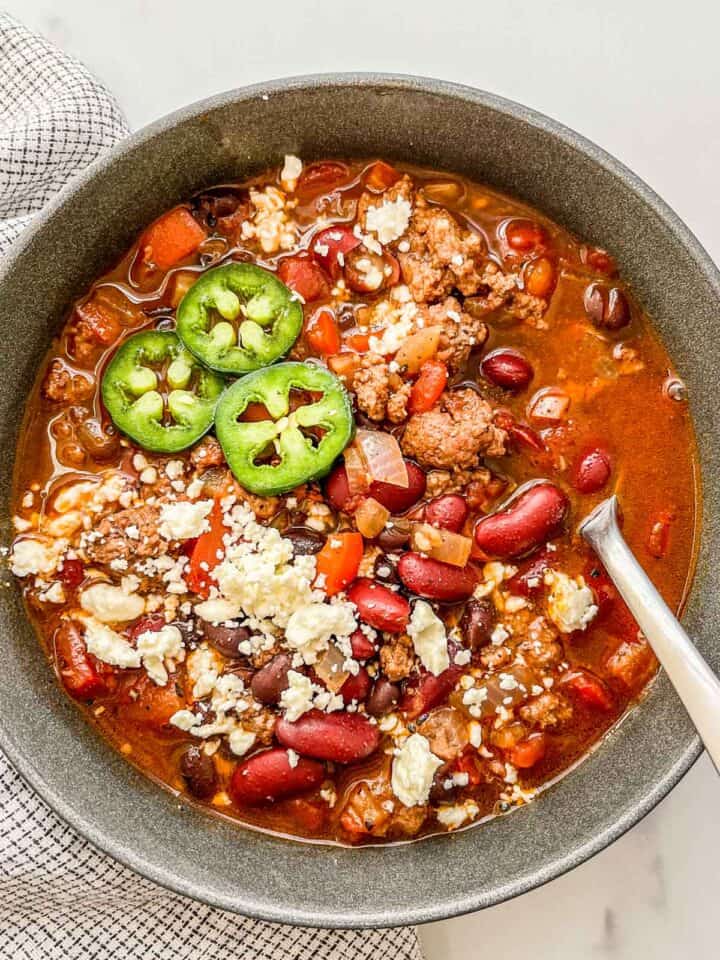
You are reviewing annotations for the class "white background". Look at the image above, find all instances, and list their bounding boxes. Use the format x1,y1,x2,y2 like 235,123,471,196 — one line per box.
5,1,719,956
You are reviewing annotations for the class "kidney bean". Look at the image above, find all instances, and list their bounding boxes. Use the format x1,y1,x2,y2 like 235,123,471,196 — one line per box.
375,523,411,551
284,526,325,555
400,665,463,720
473,482,569,561
397,553,476,602
373,552,399,584
250,653,292,704
230,748,325,806
343,247,389,293
59,558,85,589
581,245,617,276
425,494,469,533
199,620,251,659
275,710,380,763
480,350,534,393
571,447,612,494
180,745,217,799
505,218,547,252
347,578,409,633
524,256,556,298
349,628,377,660
128,614,165,641
459,598,495,649
325,461,426,515
506,548,552,596
647,510,674,559
54,620,109,700
583,283,630,331
494,410,546,454
365,677,400,716
340,666,371,704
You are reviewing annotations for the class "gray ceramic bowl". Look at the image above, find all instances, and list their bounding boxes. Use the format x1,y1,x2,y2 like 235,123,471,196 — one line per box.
0,75,718,929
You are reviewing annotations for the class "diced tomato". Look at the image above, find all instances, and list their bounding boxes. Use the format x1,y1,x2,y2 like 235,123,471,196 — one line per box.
55,621,109,701
121,674,185,732
296,161,350,199
75,300,123,346
508,733,547,769
141,207,207,272
305,308,341,355
408,360,448,414
563,670,614,711
315,531,364,596
583,560,639,643
277,255,331,302
186,498,229,598
365,161,401,192
59,558,85,589
450,748,483,786
345,331,370,353
312,226,361,278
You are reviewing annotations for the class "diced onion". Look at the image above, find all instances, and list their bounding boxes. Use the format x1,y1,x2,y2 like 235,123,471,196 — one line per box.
395,326,443,375
344,445,371,495
355,429,409,488
355,497,390,539
410,522,472,567
314,644,350,692
529,389,570,423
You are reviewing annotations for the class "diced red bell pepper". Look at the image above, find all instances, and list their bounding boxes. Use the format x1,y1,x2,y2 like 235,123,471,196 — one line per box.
305,308,341,355
55,621,109,700
563,670,614,711
141,207,207,272
120,674,186,732
314,532,364,596
186,498,229,599
312,226,361,278
508,733,547,768
277,255,331,302
408,360,448,414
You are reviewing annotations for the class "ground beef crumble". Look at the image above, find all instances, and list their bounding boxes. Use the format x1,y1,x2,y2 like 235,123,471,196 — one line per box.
83,504,163,566
401,387,507,470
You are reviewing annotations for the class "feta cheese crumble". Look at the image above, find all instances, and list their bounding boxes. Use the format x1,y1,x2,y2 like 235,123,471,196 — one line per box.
407,600,449,676
391,733,443,807
544,570,598,633
159,499,213,541
365,196,412,245
80,582,145,624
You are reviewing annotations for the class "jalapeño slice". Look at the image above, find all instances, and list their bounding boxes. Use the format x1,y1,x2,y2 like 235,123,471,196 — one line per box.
176,262,303,375
101,330,225,453
215,362,353,496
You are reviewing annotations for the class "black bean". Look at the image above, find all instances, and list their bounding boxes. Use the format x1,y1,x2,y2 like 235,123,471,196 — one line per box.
429,763,460,803
199,620,251,659
373,552,400,585
365,678,400,717
251,653,292,705
180,745,217,799
376,525,410,552
460,599,495,650
283,526,325,556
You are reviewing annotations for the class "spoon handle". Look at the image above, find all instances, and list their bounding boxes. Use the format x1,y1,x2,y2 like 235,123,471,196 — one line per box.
580,495,720,775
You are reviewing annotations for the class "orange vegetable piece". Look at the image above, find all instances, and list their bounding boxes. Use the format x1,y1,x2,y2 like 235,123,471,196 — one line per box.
305,308,341,355
186,499,229,599
315,532,364,596
141,207,207,272
408,360,448,414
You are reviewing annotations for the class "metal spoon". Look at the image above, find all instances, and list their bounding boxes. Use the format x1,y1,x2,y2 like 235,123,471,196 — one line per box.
579,495,720,774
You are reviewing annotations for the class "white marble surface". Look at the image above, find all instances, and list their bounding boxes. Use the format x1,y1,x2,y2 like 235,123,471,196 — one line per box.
5,1,719,955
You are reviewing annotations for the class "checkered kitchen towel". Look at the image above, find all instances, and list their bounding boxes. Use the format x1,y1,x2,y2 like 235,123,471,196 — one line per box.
0,13,424,959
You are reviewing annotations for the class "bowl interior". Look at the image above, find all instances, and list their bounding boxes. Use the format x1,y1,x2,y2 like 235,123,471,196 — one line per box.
1,76,718,927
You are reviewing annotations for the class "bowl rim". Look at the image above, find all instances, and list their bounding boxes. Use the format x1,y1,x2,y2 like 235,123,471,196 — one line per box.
1,71,716,927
